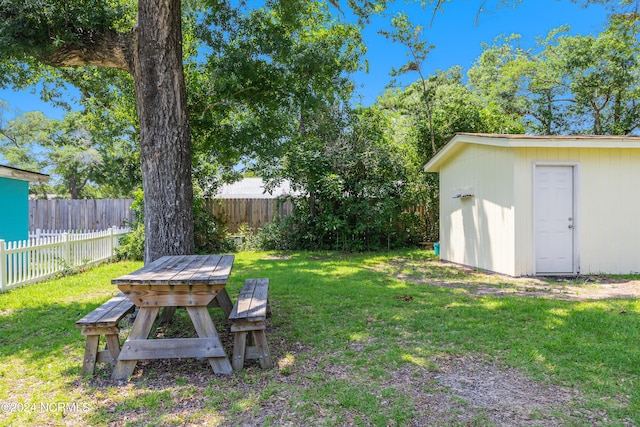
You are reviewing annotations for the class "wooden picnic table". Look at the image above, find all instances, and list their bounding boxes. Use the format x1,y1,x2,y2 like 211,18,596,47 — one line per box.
110,254,235,379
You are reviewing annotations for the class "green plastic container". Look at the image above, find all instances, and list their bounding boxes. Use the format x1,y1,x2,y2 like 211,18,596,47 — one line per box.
434,242,440,256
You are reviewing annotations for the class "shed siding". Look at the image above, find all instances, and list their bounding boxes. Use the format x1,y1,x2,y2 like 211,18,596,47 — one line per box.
439,144,516,275
0,177,30,242
514,147,640,275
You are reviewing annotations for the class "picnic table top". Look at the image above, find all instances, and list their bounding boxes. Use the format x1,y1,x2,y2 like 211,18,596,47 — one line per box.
111,254,235,286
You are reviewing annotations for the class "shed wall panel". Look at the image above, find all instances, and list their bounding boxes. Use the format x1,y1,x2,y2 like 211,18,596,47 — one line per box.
439,144,516,275
514,147,640,275
0,177,29,241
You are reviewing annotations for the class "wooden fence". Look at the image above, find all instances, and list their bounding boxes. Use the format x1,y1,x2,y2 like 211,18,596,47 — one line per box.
28,198,293,234
207,198,293,234
27,198,433,236
29,199,134,231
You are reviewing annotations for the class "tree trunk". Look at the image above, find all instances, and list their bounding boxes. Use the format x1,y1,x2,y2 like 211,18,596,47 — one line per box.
134,0,195,262
69,174,79,199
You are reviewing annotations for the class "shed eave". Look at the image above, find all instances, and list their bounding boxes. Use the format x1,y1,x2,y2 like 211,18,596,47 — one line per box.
0,165,49,182
423,133,640,172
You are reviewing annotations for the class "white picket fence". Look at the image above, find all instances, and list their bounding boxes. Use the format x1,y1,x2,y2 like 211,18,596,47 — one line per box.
0,226,130,292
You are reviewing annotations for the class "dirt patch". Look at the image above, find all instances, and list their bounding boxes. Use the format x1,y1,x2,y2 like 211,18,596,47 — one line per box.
378,258,640,301
260,254,292,261
79,342,609,427
381,355,597,427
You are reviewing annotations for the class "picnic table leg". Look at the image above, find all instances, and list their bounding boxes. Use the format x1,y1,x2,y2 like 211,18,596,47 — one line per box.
105,333,123,368
231,331,248,371
186,306,233,374
214,288,233,319
112,306,160,380
81,335,100,375
251,330,273,369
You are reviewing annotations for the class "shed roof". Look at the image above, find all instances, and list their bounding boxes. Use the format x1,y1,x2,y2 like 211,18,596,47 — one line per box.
424,133,640,172
0,165,49,182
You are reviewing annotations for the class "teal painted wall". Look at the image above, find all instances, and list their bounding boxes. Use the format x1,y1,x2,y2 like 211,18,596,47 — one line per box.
0,177,29,242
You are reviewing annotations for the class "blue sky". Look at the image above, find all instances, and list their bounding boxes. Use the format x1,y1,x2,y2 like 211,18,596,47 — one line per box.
354,0,610,104
0,0,611,118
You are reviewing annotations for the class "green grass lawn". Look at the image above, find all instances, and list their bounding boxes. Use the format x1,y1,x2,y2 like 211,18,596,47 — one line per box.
1,251,639,426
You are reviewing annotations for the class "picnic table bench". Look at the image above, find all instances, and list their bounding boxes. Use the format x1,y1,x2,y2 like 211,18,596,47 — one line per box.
76,257,274,378
75,293,135,375
229,278,273,370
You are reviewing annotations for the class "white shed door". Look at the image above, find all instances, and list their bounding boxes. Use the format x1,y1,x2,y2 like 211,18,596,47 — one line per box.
534,166,575,274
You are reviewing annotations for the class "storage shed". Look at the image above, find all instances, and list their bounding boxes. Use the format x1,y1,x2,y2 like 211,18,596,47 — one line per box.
424,133,640,276
0,165,49,242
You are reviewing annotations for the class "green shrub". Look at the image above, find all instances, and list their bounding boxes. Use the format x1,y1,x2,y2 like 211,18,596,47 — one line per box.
234,223,260,251
115,224,145,261
255,219,296,251
115,189,145,261
193,186,236,254
115,187,237,261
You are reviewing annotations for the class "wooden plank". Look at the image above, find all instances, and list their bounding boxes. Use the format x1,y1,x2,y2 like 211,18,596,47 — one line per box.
96,299,135,326
229,278,268,321
117,338,226,360
169,255,212,284
96,351,113,364
252,330,273,368
244,346,261,361
229,279,256,320
248,278,269,320
186,306,221,338
141,255,196,283
81,326,120,336
75,293,133,326
213,288,233,318
81,335,100,375
184,255,223,283
105,333,122,363
186,306,233,374
111,256,180,284
112,306,160,380
232,332,247,371
112,255,234,286
117,284,220,307
206,255,235,283
231,321,266,332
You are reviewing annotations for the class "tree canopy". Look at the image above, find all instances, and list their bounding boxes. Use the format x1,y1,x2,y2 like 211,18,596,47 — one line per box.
0,0,636,254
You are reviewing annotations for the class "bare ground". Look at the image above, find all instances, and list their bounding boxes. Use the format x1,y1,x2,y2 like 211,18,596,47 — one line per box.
379,257,640,301
70,258,638,426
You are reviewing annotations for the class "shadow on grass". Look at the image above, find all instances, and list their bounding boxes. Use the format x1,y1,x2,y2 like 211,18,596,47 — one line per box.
1,253,639,425
0,299,108,364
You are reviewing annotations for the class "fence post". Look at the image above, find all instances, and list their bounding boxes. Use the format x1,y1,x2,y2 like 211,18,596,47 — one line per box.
0,240,6,292
62,233,70,267
109,226,116,259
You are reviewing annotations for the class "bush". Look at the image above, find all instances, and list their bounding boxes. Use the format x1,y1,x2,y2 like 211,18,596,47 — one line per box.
115,189,145,261
260,108,425,252
193,187,236,253
254,219,296,251
233,223,260,251
115,187,237,261
115,224,145,261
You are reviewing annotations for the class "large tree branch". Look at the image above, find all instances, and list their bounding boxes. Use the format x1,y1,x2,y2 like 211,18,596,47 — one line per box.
42,30,135,74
